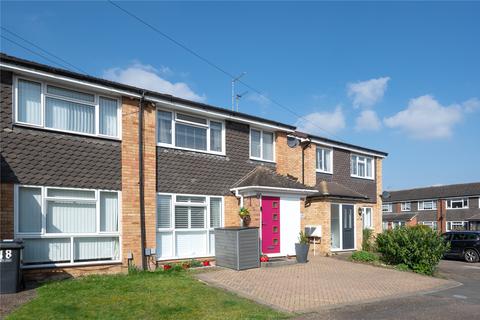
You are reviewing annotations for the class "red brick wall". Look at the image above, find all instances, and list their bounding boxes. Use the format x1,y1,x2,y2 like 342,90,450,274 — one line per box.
0,183,14,239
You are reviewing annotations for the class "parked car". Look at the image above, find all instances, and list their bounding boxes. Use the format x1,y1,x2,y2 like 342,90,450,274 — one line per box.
442,231,480,263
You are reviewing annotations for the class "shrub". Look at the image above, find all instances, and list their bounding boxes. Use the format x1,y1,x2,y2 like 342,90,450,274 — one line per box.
362,228,375,252
351,250,378,262
376,225,449,275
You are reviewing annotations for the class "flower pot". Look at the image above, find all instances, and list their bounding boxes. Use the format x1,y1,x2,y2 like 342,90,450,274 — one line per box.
202,260,210,267
295,243,310,263
241,215,251,227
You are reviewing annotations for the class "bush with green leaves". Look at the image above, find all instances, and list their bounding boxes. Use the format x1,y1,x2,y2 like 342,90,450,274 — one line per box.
362,228,375,252
376,225,449,275
351,250,378,262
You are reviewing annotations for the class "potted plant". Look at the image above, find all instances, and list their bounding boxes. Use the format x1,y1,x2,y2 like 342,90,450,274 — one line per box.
295,231,310,263
239,207,251,227
202,260,211,267
260,255,269,262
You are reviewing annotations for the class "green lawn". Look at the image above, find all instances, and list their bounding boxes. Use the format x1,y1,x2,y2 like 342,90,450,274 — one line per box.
8,270,288,320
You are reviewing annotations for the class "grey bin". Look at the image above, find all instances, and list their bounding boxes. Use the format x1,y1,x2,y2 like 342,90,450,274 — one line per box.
214,227,260,270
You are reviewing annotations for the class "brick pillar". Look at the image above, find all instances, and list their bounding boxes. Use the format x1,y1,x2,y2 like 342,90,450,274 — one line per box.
121,98,157,270
275,132,316,187
0,183,14,239
224,195,241,227
437,199,446,233
373,158,383,235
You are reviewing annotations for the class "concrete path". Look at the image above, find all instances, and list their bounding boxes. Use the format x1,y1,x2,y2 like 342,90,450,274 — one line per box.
197,256,457,313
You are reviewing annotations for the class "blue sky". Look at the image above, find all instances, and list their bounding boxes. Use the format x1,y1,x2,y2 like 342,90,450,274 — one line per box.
1,1,479,190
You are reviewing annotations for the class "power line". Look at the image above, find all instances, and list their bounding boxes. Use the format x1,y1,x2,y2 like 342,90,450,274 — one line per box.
0,26,88,74
1,35,73,71
107,0,343,140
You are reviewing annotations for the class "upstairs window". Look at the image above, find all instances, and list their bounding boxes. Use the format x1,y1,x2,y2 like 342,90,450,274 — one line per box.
316,147,333,173
418,200,437,211
382,203,392,213
157,110,224,154
350,154,374,179
401,202,411,211
250,128,274,162
16,78,120,138
446,198,468,209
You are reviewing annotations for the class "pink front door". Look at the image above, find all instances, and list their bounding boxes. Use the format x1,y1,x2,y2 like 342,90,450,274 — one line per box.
261,196,280,254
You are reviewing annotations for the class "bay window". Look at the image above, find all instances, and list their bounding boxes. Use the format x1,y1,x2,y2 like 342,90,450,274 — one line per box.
316,147,333,173
157,109,224,154
156,194,223,259
250,128,274,162
418,200,437,210
350,154,374,179
15,186,120,267
15,78,120,138
446,198,468,209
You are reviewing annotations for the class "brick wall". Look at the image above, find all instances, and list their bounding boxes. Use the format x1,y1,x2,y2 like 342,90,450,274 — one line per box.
224,195,241,227
121,98,157,270
275,132,316,187
0,183,14,239
302,200,331,253
23,264,124,282
373,158,383,234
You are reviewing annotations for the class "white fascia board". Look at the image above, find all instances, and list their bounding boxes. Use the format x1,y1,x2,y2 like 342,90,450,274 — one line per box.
310,138,386,158
1,63,141,98
230,186,318,195
152,97,295,132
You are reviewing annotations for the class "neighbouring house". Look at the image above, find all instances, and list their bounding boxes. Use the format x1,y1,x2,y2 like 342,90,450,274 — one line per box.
382,183,480,232
0,53,387,279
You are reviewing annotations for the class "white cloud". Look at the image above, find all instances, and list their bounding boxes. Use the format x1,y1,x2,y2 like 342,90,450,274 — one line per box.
384,95,463,139
103,62,206,102
347,77,390,108
355,110,382,131
463,97,480,113
296,106,346,136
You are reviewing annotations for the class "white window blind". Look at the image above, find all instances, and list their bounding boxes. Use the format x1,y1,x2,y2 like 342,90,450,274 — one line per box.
250,129,274,161
210,121,222,152
17,79,42,125
250,129,261,158
18,187,42,233
100,192,119,232
157,195,171,228
99,97,118,137
262,131,274,161
362,207,373,229
45,97,95,134
210,197,222,228
158,110,172,144
175,206,189,229
175,123,207,150
46,201,96,233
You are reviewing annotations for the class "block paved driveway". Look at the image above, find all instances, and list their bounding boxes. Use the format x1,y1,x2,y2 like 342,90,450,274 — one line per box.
196,256,458,313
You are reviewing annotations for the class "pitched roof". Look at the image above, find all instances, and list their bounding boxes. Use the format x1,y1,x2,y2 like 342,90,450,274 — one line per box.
385,182,480,202
309,180,369,200
230,166,312,190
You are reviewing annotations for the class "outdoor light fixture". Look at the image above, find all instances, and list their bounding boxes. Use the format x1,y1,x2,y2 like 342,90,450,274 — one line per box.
358,207,363,217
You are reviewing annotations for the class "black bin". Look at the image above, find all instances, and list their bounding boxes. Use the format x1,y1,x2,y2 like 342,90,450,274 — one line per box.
0,240,24,294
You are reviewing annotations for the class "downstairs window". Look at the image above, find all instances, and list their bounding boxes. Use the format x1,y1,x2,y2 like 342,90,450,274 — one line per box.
15,186,120,267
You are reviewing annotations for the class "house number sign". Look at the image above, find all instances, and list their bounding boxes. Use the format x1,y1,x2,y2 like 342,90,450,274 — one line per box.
0,250,13,263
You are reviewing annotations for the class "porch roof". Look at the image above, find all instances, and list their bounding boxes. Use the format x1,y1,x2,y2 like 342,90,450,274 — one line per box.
230,166,317,195
308,181,369,200
383,213,417,222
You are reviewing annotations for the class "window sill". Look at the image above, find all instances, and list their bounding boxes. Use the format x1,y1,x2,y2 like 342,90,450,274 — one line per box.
14,123,121,141
157,143,226,157
249,157,276,164
316,169,333,174
350,174,375,181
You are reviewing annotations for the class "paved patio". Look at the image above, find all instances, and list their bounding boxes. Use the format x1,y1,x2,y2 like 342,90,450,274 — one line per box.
196,256,458,313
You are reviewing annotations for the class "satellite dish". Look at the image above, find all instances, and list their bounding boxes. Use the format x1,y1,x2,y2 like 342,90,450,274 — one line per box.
287,136,300,148
381,191,391,199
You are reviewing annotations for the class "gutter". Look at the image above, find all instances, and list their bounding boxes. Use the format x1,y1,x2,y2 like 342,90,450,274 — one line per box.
138,91,147,270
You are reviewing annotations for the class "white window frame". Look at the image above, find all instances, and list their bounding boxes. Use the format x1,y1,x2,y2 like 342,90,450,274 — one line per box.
156,192,224,260
418,200,437,211
446,221,468,231
13,76,121,140
330,203,357,252
361,207,373,229
156,108,226,156
14,185,122,268
316,146,333,174
392,221,406,228
249,128,276,163
401,202,411,212
446,198,469,210
350,154,374,180
382,203,392,213
422,221,438,230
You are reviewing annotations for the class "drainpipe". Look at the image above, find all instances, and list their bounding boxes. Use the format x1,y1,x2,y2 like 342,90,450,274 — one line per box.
139,91,147,270
301,139,311,184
